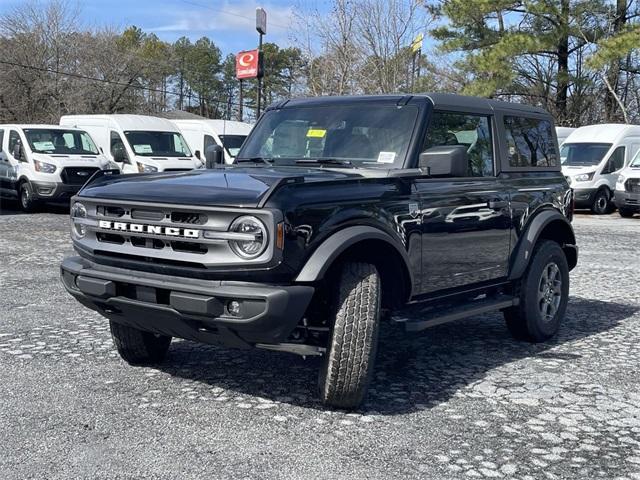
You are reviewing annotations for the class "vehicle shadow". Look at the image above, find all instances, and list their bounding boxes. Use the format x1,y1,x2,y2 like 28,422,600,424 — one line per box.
157,297,638,414
0,200,68,216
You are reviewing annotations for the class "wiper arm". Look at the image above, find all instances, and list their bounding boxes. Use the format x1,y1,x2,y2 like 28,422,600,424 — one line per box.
234,156,272,165
296,158,355,168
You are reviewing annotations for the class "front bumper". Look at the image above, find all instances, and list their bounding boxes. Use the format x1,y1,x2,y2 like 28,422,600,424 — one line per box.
60,256,315,348
32,181,82,203
572,187,597,208
614,190,640,211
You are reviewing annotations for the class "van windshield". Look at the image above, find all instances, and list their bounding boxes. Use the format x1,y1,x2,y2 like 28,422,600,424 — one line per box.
219,134,246,157
124,131,192,157
630,150,640,167
24,129,99,155
560,143,612,166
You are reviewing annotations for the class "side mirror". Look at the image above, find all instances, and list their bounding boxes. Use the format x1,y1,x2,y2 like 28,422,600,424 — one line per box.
205,145,224,168
13,141,23,160
194,150,201,160
99,146,104,154
112,146,127,164
419,145,468,177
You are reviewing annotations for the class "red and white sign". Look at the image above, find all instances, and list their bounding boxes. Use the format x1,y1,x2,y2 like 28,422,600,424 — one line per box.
236,50,259,79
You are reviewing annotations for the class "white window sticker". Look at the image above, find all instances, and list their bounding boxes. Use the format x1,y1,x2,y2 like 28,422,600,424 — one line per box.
377,151,396,164
33,141,55,150
133,144,152,154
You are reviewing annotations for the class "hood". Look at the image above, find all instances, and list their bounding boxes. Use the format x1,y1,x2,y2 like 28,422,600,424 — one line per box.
78,166,364,207
561,165,597,175
32,152,109,168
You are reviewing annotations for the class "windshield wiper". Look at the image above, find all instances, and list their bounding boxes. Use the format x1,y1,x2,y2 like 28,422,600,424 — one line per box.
296,158,356,168
235,156,272,165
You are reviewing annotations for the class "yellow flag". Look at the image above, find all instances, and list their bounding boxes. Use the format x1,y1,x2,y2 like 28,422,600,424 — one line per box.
411,33,423,53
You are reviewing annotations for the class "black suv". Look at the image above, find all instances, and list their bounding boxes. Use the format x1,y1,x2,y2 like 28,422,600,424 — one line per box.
61,94,578,408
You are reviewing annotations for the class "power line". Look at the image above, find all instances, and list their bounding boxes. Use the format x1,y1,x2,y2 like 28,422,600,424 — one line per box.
178,0,290,30
0,59,256,112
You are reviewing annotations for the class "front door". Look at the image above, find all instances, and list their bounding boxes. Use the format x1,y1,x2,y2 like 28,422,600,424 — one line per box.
414,111,511,294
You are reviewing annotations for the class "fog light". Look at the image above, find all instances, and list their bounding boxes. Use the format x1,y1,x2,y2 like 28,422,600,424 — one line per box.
227,300,241,316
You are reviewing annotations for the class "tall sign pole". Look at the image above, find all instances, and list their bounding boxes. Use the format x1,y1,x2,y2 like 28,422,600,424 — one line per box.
256,8,267,118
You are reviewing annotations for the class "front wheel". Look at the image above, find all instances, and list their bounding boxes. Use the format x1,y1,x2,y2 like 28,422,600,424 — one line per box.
110,321,172,365
318,262,381,409
504,240,570,342
591,189,612,215
19,182,39,212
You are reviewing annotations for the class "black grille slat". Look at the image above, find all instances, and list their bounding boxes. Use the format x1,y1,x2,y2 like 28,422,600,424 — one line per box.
61,167,100,185
626,179,640,193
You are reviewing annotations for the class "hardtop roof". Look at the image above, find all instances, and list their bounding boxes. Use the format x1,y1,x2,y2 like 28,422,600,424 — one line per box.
268,93,550,116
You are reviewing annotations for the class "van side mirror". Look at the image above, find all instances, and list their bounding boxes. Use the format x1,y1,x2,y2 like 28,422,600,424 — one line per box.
112,145,127,163
205,145,224,168
419,145,469,177
13,141,23,160
194,150,201,160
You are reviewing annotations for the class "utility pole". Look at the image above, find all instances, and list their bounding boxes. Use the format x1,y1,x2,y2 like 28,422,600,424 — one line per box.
238,79,243,122
256,8,267,118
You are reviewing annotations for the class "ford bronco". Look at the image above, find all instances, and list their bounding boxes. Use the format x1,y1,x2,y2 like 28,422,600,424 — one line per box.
61,94,578,408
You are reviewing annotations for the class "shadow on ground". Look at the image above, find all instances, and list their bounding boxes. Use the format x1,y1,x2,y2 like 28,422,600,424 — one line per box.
0,200,69,216
153,297,638,414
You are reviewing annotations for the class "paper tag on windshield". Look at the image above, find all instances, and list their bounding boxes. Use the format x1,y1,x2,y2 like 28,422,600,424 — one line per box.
133,144,152,154
33,141,55,151
306,128,326,138
377,151,396,163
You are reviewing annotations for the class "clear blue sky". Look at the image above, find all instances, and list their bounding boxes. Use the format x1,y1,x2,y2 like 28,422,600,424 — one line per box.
0,0,302,55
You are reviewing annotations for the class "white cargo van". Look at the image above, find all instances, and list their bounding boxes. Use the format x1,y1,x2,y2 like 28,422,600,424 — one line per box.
560,124,640,214
614,148,640,218
60,114,202,174
170,119,252,164
555,127,576,146
0,124,112,211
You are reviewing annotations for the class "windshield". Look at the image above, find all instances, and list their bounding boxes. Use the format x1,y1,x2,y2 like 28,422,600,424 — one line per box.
237,105,419,167
219,134,247,158
124,131,192,157
24,129,99,155
560,143,612,166
630,149,640,167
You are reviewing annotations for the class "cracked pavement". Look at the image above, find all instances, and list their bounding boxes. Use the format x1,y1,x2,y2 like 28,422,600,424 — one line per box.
1,204,639,479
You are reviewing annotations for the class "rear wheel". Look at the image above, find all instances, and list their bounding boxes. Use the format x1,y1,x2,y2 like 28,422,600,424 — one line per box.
591,189,612,215
19,182,39,212
619,208,635,218
110,321,172,365
504,240,569,342
318,262,381,409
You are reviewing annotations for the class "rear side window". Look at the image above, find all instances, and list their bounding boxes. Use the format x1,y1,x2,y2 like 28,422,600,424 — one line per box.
504,116,558,168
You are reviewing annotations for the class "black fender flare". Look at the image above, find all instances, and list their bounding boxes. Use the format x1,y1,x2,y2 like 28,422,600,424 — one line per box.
295,225,413,288
509,209,577,280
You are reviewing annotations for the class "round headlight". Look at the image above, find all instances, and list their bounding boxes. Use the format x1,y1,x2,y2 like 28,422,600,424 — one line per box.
228,216,268,259
70,202,87,238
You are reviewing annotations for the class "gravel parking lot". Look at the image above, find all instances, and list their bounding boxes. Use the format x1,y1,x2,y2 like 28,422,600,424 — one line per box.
1,204,639,479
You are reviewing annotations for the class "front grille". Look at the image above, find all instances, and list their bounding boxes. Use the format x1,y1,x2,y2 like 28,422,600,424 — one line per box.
60,167,100,185
625,178,640,193
171,211,207,224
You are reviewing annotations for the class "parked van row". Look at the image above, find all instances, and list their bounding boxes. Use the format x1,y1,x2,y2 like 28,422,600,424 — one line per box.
560,124,640,216
0,114,253,211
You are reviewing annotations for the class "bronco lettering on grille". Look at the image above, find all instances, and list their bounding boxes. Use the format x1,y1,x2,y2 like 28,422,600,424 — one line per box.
98,220,200,238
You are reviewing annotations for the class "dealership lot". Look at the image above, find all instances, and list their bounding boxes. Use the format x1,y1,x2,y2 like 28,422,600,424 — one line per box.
0,205,639,479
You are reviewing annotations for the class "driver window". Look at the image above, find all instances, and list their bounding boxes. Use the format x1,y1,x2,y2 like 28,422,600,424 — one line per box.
607,146,625,173
424,112,494,177
8,130,25,161
110,131,129,163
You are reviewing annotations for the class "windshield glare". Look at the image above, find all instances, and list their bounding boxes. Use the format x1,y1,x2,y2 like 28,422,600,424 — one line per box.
237,105,419,167
124,131,192,157
560,142,612,166
219,134,247,158
24,129,99,155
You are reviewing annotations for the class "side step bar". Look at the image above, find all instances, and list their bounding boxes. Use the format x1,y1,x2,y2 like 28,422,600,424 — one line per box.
396,296,518,332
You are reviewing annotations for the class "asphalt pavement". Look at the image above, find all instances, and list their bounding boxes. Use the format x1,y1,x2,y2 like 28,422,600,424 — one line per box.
1,203,639,479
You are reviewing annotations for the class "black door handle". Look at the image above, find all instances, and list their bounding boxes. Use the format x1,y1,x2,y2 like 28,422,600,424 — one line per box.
488,200,509,209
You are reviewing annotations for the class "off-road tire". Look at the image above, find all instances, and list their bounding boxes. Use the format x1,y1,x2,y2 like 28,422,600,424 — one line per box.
504,240,569,342
591,188,612,215
19,182,39,212
319,262,381,409
110,321,172,365
619,208,635,218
